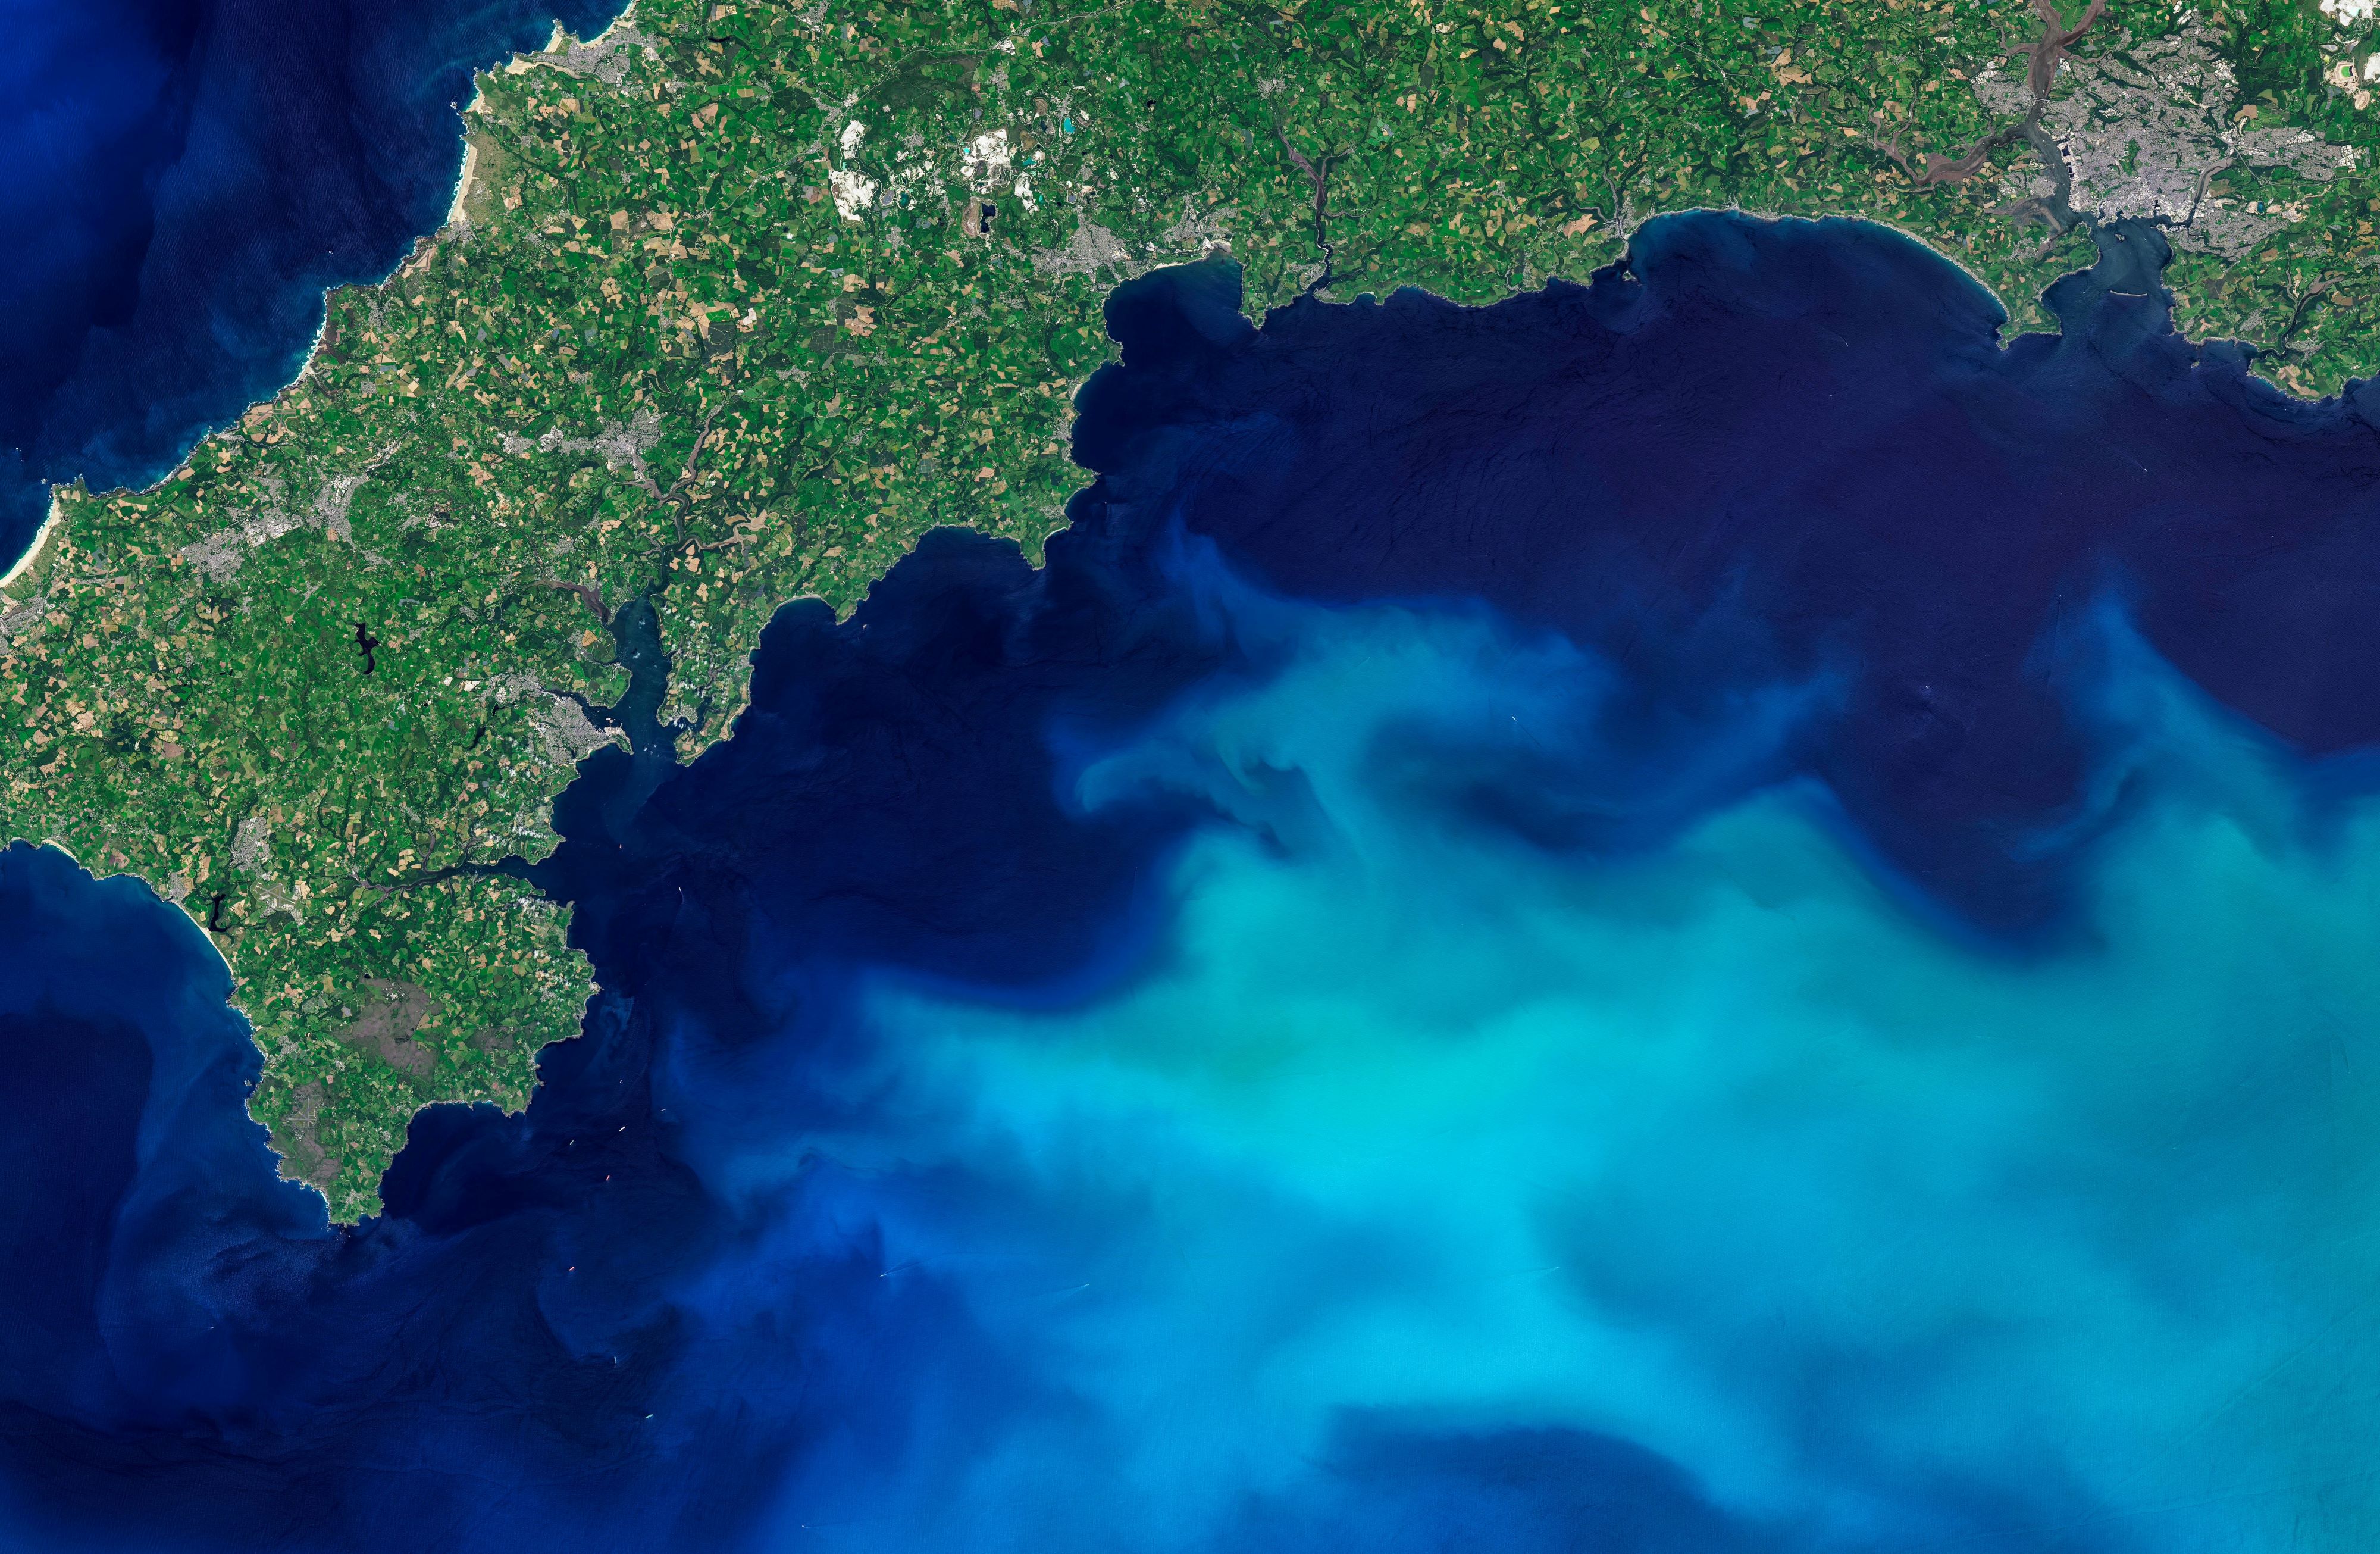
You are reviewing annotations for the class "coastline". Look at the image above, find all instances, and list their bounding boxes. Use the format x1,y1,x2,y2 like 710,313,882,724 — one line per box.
19,5,642,575
512,1,643,77
1718,204,2019,320
17,836,242,984
1479,203,2327,407
2,4,2281,1229
12,2,649,929
0,8,646,1214
444,137,480,229
0,495,60,596
1667,202,2343,404
1571,202,2031,345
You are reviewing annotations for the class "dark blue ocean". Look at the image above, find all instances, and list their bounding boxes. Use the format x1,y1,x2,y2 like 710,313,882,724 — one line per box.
10,17,2380,1544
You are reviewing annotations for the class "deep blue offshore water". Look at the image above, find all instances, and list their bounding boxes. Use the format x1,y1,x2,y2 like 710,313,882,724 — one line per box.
5,205,2380,1550
0,0,625,552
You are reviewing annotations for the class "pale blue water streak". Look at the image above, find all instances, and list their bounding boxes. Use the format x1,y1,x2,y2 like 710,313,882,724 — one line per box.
708,577,2380,1553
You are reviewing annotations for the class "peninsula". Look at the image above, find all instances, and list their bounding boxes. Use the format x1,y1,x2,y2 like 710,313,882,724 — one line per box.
4,0,2374,1218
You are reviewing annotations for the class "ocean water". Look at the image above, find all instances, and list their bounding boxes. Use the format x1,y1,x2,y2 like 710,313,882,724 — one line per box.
7,214,2380,1550
0,0,626,554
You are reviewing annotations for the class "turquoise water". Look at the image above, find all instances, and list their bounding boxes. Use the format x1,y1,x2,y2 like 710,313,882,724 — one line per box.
744,578,2380,1550
10,219,2380,1551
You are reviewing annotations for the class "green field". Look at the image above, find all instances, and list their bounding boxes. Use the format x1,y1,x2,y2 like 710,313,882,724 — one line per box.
5,0,2374,1218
